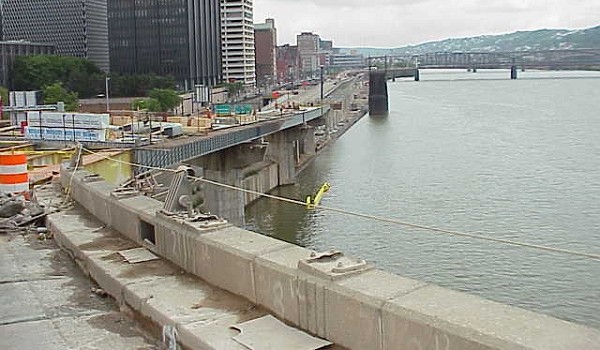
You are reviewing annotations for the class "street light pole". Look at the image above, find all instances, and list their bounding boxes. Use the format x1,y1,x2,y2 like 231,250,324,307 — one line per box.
320,65,324,102
105,74,110,112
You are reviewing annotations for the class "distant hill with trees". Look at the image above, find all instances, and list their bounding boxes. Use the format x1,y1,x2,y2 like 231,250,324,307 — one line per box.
343,24,600,56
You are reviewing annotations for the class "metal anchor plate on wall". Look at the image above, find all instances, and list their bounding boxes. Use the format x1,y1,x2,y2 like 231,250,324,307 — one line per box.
297,250,372,281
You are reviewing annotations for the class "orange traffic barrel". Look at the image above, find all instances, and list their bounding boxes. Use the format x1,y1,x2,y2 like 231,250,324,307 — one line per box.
0,153,29,193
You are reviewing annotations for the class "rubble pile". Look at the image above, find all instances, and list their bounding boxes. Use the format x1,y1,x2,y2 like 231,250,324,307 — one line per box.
0,192,49,236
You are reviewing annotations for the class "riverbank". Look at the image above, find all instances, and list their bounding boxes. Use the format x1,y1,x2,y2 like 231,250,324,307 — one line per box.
296,79,369,174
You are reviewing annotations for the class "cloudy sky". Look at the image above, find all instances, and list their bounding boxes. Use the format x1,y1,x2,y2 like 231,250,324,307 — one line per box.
254,0,600,48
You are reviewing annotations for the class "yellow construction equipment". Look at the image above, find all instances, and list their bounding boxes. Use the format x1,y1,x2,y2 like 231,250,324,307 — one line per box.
306,183,331,209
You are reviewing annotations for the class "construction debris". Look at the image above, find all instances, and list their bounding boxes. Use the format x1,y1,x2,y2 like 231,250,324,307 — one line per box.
231,315,332,350
118,247,160,264
0,191,50,236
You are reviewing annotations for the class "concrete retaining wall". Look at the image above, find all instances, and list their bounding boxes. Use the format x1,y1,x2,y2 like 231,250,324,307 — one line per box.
61,168,600,350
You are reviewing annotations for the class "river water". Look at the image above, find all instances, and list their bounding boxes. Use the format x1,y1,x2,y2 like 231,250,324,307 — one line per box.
245,69,600,329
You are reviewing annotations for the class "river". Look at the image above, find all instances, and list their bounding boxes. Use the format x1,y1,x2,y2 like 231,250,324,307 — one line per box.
245,69,600,329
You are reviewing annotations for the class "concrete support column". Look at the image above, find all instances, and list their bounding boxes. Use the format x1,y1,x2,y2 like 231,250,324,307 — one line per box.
301,125,316,156
369,71,389,115
195,145,266,227
266,127,302,186
203,167,244,227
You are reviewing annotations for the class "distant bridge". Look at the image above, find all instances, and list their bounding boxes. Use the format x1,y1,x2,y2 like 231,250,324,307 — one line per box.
369,48,600,83
370,48,600,76
367,48,600,114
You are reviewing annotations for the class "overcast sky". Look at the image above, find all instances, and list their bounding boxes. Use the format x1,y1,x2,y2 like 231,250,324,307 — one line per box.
254,0,600,48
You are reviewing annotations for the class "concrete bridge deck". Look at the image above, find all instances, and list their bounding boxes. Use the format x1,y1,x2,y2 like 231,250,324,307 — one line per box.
134,106,330,173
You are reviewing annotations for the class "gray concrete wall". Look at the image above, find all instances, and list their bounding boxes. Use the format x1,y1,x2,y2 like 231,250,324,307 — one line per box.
266,127,302,186
241,162,279,205
60,168,600,350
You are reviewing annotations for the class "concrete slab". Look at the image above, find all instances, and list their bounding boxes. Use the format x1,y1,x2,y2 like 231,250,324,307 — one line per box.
297,276,328,338
0,280,46,326
178,320,248,350
50,202,309,350
1,313,155,350
323,270,428,350
124,274,220,326
231,315,332,350
118,247,159,264
89,193,113,226
107,200,141,242
203,226,290,255
254,245,314,325
337,269,427,300
188,226,290,302
48,208,104,233
382,284,600,350
0,234,157,350
118,195,163,220
154,222,201,273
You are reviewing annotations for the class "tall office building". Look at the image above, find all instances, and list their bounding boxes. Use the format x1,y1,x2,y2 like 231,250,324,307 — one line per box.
297,32,320,78
254,18,277,87
0,0,109,72
220,0,256,88
108,0,222,89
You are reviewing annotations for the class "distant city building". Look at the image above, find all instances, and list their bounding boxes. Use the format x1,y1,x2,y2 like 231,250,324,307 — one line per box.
0,41,55,87
319,40,333,52
0,0,109,72
296,32,320,77
254,18,277,88
328,53,365,68
276,44,299,83
108,0,222,89
221,0,256,88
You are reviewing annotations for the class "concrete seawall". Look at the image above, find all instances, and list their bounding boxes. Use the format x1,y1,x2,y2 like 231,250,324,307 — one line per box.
60,167,600,350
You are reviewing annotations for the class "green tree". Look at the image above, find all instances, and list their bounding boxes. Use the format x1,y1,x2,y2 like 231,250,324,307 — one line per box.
43,83,79,111
0,86,8,119
223,82,244,100
12,56,181,98
12,55,104,98
132,98,161,112
112,74,177,97
148,88,181,112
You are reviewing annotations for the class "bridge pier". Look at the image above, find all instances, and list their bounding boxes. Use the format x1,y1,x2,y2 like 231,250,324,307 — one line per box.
368,71,389,115
266,126,304,186
195,144,267,226
414,68,420,81
511,65,518,80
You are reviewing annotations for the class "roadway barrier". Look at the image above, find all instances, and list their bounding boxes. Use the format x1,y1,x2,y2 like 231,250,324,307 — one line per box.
0,153,29,193
60,167,600,350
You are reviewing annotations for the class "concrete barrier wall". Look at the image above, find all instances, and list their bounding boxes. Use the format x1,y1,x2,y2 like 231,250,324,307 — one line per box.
60,168,600,350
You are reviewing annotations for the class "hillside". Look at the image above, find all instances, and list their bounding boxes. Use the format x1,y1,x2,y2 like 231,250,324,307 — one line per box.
343,25,600,56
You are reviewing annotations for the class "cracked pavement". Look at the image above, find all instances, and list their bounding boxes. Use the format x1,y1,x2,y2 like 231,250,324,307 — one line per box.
0,233,160,350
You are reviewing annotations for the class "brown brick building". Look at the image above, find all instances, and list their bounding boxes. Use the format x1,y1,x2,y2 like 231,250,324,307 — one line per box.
254,19,277,87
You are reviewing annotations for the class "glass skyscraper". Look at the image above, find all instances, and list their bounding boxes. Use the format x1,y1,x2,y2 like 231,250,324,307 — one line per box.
0,0,109,72
108,0,222,89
